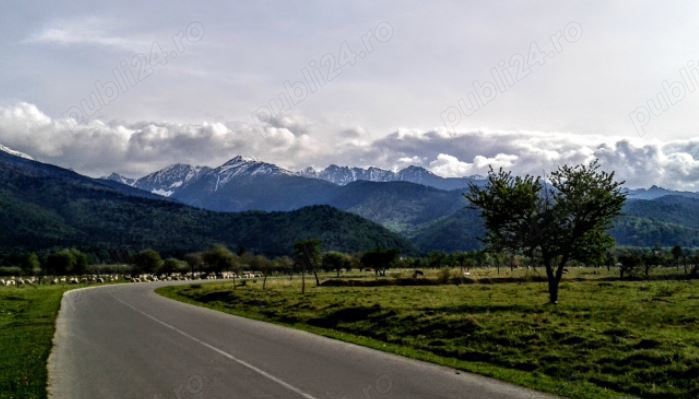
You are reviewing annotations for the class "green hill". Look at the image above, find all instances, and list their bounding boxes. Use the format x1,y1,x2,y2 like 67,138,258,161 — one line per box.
0,151,412,262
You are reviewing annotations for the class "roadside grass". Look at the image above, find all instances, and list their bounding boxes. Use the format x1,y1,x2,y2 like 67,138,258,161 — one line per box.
158,271,699,399
0,286,73,399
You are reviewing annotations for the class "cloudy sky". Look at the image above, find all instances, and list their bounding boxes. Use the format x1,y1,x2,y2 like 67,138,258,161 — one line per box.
2,1,699,189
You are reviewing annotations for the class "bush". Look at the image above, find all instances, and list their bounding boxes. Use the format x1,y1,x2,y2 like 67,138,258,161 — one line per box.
437,268,452,284
0,266,22,276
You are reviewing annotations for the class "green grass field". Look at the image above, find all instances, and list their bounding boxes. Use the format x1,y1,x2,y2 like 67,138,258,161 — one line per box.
0,286,73,399
159,270,699,399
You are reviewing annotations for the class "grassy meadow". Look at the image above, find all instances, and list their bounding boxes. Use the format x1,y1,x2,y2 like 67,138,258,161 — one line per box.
0,285,75,399
159,268,699,399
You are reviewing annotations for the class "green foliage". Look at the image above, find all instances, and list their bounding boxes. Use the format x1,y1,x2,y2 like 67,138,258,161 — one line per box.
293,240,321,273
45,249,88,275
202,244,238,276
321,252,353,275
131,249,163,275
467,161,626,303
20,253,40,276
360,248,400,276
161,258,186,276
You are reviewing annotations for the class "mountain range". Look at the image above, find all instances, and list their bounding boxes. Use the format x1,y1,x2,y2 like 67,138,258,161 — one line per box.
0,147,411,263
102,155,699,252
4,142,699,260
107,157,485,198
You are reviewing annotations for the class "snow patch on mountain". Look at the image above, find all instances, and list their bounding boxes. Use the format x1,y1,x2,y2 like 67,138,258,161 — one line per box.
151,188,175,197
103,172,136,186
0,144,33,160
215,155,294,185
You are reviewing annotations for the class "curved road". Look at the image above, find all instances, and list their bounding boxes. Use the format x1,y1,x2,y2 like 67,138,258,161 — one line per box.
48,282,555,399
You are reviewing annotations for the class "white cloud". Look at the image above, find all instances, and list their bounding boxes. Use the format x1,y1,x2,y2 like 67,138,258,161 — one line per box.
4,102,699,191
429,153,518,177
24,17,149,52
0,103,319,176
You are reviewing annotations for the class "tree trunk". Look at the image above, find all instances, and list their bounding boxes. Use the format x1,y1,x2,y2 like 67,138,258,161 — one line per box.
547,276,559,304
301,269,306,295
262,275,268,290
544,258,566,304
312,269,320,286
545,263,557,304
336,269,340,278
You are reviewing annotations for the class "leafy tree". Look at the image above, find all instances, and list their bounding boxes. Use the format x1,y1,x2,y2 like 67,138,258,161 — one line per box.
293,240,321,293
618,253,642,279
272,256,294,280
70,249,89,275
184,252,203,278
467,161,625,303
249,255,272,289
451,252,472,274
322,252,353,278
161,258,183,277
643,247,665,279
671,245,684,273
44,248,88,275
427,252,448,268
46,250,74,275
131,249,163,276
361,249,400,277
604,250,617,272
202,244,238,278
21,253,40,276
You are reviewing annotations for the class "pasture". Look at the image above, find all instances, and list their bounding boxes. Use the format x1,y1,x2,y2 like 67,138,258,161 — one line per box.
0,286,71,399
159,268,699,399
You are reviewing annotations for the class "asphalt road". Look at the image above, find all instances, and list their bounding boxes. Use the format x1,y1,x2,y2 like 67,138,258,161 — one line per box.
48,282,556,399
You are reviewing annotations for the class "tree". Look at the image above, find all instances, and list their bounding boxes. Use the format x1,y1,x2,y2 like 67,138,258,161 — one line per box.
184,252,203,278
249,255,272,289
131,249,163,276
161,258,183,277
70,249,89,275
643,247,664,279
274,256,294,280
46,250,74,275
293,240,322,293
671,245,684,273
361,249,400,277
45,249,88,275
452,252,471,274
21,253,40,276
322,252,353,278
467,161,625,303
202,244,238,278
618,253,642,279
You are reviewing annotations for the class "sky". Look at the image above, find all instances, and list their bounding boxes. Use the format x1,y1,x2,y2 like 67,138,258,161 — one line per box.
2,1,699,189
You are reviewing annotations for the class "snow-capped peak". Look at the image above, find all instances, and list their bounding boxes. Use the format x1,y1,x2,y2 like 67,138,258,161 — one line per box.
215,155,292,177
0,144,33,160
133,163,211,197
103,172,136,186
221,155,258,165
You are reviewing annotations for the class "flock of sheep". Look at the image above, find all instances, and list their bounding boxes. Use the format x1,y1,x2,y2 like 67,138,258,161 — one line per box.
0,274,121,287
0,271,254,287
